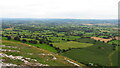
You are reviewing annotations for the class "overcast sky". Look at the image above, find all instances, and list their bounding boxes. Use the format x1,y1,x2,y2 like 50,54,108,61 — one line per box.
0,0,119,19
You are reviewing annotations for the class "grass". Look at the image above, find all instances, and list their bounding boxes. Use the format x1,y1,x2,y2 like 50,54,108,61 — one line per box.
108,40,120,45
26,43,57,53
3,57,24,65
2,40,84,66
52,41,93,50
2,37,57,53
77,38,96,44
48,37,67,43
110,50,118,66
48,36,81,43
62,41,118,66
4,52,21,56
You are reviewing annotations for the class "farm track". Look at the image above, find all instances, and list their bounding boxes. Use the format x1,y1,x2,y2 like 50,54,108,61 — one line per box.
108,50,116,66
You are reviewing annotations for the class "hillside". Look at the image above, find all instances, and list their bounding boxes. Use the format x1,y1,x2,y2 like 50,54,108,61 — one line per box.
62,41,118,66
1,40,84,66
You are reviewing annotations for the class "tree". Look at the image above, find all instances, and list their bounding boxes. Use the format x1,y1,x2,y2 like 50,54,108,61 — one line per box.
29,40,38,44
7,36,11,40
22,39,27,43
49,44,53,47
35,37,39,40
38,39,44,44
32,40,38,44
14,36,20,41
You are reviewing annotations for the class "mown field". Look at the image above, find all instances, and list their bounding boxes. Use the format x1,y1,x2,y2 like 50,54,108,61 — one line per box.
52,41,93,50
61,41,118,66
48,36,81,43
1,40,84,66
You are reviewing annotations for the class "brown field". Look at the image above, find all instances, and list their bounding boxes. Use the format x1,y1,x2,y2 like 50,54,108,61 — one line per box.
83,23,114,26
4,28,13,30
0,31,2,32
100,30,110,32
96,23,114,26
91,37,113,43
115,37,120,40
112,28,120,30
83,24,93,25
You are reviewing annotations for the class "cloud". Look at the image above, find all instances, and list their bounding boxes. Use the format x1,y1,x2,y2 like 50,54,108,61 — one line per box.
0,0,119,19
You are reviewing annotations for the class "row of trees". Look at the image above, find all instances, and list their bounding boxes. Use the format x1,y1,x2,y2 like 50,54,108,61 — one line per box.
6,36,82,53
6,36,44,44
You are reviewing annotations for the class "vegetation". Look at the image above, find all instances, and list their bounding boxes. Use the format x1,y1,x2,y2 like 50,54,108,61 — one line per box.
52,41,93,50
62,41,118,66
2,40,83,66
1,18,119,67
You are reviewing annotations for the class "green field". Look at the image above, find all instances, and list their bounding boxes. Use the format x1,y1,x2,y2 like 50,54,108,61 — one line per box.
48,36,81,43
77,38,96,43
108,40,120,45
62,41,118,66
52,41,93,50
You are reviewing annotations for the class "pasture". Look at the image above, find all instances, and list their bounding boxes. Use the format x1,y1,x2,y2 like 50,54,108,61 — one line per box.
62,41,118,66
48,36,81,43
52,41,93,50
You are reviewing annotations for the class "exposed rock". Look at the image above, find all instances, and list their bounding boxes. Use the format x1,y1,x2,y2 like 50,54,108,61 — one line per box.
1,53,48,66
38,53,57,60
1,45,18,48
1,62,17,66
0,49,20,52
64,58,80,66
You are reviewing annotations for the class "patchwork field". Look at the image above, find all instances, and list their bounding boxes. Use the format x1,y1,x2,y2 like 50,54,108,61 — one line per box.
48,36,81,43
52,41,93,50
2,19,119,67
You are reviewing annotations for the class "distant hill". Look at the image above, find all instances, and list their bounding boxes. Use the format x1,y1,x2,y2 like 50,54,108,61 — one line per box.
2,18,117,24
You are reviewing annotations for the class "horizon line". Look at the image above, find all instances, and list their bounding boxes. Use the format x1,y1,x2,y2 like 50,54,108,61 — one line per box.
0,17,118,20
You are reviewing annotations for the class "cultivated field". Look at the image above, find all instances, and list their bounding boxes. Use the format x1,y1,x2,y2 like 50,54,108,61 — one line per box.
62,41,118,66
52,41,93,50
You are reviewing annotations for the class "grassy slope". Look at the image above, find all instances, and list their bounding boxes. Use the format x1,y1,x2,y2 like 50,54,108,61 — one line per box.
110,50,118,66
62,41,118,66
53,41,93,50
1,40,84,66
2,37,57,53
